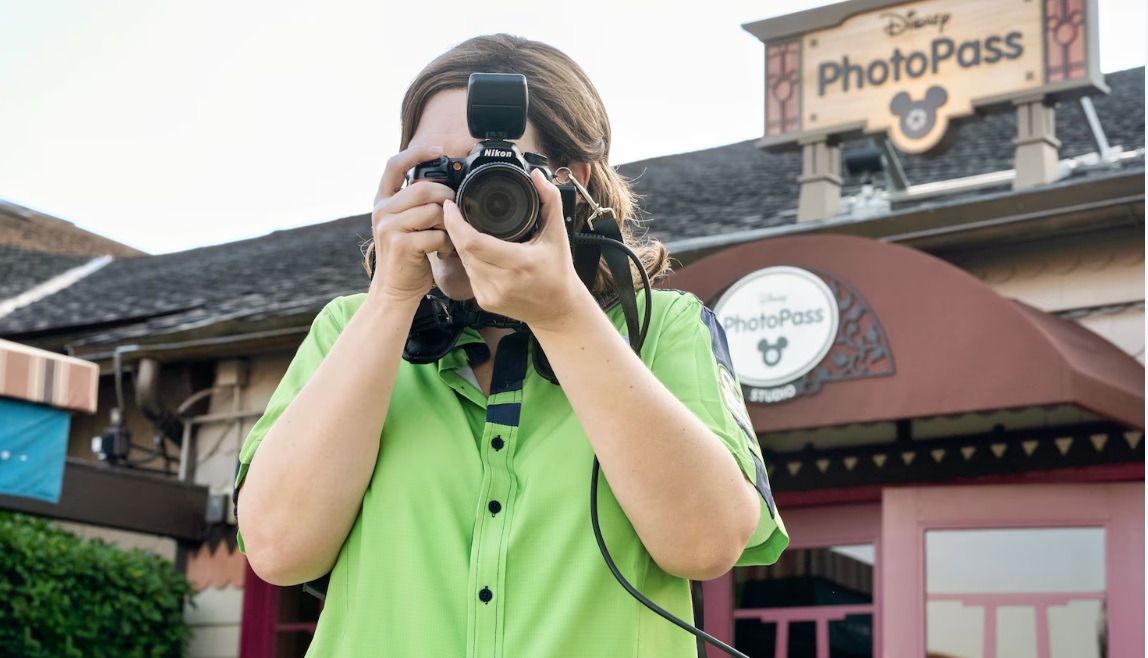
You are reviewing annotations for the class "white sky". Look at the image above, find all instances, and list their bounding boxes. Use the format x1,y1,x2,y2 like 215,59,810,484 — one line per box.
1,0,1144,255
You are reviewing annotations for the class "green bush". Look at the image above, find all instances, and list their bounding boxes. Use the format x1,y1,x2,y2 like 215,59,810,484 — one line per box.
0,512,196,658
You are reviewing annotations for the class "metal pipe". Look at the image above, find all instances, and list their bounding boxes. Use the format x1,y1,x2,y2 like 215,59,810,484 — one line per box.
176,386,229,417
184,409,265,424
883,169,1015,203
879,137,910,191
1079,96,1113,157
179,421,193,482
74,325,311,363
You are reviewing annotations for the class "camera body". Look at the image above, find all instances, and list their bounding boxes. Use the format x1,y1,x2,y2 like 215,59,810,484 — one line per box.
408,73,552,242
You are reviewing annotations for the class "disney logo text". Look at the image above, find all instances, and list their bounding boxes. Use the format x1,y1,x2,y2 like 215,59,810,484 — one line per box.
879,10,951,37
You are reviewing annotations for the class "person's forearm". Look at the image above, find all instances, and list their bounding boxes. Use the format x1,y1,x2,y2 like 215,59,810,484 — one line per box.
238,293,421,585
531,292,760,581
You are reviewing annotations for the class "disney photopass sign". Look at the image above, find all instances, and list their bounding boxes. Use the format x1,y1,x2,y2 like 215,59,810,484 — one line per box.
714,267,840,404
743,0,1106,153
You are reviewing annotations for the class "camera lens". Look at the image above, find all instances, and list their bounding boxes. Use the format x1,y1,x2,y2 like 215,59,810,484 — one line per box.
457,163,539,242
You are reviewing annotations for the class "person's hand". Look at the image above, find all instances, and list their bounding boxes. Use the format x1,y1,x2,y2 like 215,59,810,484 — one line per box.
368,145,456,303
442,168,595,330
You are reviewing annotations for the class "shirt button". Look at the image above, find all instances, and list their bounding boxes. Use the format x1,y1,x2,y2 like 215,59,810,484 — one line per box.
491,436,504,451
479,587,493,604
488,500,502,516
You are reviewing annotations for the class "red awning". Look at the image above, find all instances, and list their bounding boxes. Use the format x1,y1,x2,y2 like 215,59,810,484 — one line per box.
664,234,1144,433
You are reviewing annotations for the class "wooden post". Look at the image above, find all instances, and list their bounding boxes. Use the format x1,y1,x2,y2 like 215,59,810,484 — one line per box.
797,137,842,222
1013,96,1062,190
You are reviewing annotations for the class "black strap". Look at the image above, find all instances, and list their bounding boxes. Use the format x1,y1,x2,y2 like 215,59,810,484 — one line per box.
592,218,641,353
404,292,525,364
691,580,707,658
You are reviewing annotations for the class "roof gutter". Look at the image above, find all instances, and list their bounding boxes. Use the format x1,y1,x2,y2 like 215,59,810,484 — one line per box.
875,194,1145,243
73,325,311,368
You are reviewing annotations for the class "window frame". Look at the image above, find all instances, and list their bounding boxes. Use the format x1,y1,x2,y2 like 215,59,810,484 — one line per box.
711,502,882,657
881,482,1144,658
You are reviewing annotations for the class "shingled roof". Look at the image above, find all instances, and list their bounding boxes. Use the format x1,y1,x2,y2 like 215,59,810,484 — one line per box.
0,246,92,302
0,215,374,347
0,200,144,310
0,199,145,258
0,68,1142,350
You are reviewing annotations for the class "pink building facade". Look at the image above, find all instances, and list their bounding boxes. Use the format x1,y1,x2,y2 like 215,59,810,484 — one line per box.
674,234,1144,658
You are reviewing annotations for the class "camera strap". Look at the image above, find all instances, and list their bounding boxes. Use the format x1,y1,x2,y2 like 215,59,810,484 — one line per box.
588,218,641,352
403,291,526,364
560,183,601,289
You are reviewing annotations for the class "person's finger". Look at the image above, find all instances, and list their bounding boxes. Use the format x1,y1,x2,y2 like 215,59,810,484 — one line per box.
374,201,446,234
404,228,453,257
377,226,452,264
373,181,454,225
443,199,517,266
375,145,444,201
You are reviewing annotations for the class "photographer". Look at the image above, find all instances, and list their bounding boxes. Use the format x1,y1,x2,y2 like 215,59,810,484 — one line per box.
234,34,787,657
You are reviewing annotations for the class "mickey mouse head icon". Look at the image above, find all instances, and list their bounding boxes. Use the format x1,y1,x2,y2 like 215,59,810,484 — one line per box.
890,86,948,140
757,337,788,367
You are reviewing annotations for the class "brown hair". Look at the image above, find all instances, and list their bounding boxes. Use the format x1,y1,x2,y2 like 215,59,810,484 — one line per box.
363,34,670,301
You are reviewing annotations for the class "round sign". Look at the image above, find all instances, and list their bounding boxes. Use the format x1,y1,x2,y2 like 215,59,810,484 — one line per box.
712,267,840,388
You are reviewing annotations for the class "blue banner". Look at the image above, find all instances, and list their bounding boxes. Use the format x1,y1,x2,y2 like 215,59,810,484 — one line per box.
0,397,70,503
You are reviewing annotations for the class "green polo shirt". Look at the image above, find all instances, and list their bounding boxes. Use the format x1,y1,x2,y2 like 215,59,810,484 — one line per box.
235,289,787,657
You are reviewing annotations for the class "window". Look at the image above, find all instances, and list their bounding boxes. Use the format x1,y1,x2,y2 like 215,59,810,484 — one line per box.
734,544,875,657
881,483,1142,658
925,527,1106,658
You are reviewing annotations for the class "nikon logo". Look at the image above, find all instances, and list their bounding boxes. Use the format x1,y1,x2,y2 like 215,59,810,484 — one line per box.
483,148,514,158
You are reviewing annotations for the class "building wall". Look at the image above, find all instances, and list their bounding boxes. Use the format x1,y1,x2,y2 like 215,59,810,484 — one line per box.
181,351,295,658
54,521,177,561
185,586,244,658
192,352,294,504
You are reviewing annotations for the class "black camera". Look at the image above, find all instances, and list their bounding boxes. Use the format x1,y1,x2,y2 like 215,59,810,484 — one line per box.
408,73,552,242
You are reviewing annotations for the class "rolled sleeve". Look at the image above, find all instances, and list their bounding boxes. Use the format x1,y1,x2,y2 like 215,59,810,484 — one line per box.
645,292,789,566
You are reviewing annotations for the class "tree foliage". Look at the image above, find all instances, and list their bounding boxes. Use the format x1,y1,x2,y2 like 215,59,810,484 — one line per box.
0,512,195,658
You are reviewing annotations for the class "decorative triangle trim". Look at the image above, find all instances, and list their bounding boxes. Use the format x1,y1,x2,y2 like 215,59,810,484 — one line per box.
961,446,976,460
873,454,887,468
991,443,1007,458
931,449,945,463
1055,438,1073,455
787,461,802,476
1126,432,1143,450
816,459,830,473
901,451,916,465
1022,440,1039,456
843,456,858,471
1090,434,1108,452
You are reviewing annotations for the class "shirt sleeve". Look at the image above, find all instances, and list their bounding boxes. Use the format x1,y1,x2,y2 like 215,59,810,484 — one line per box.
646,291,789,567
232,298,346,554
